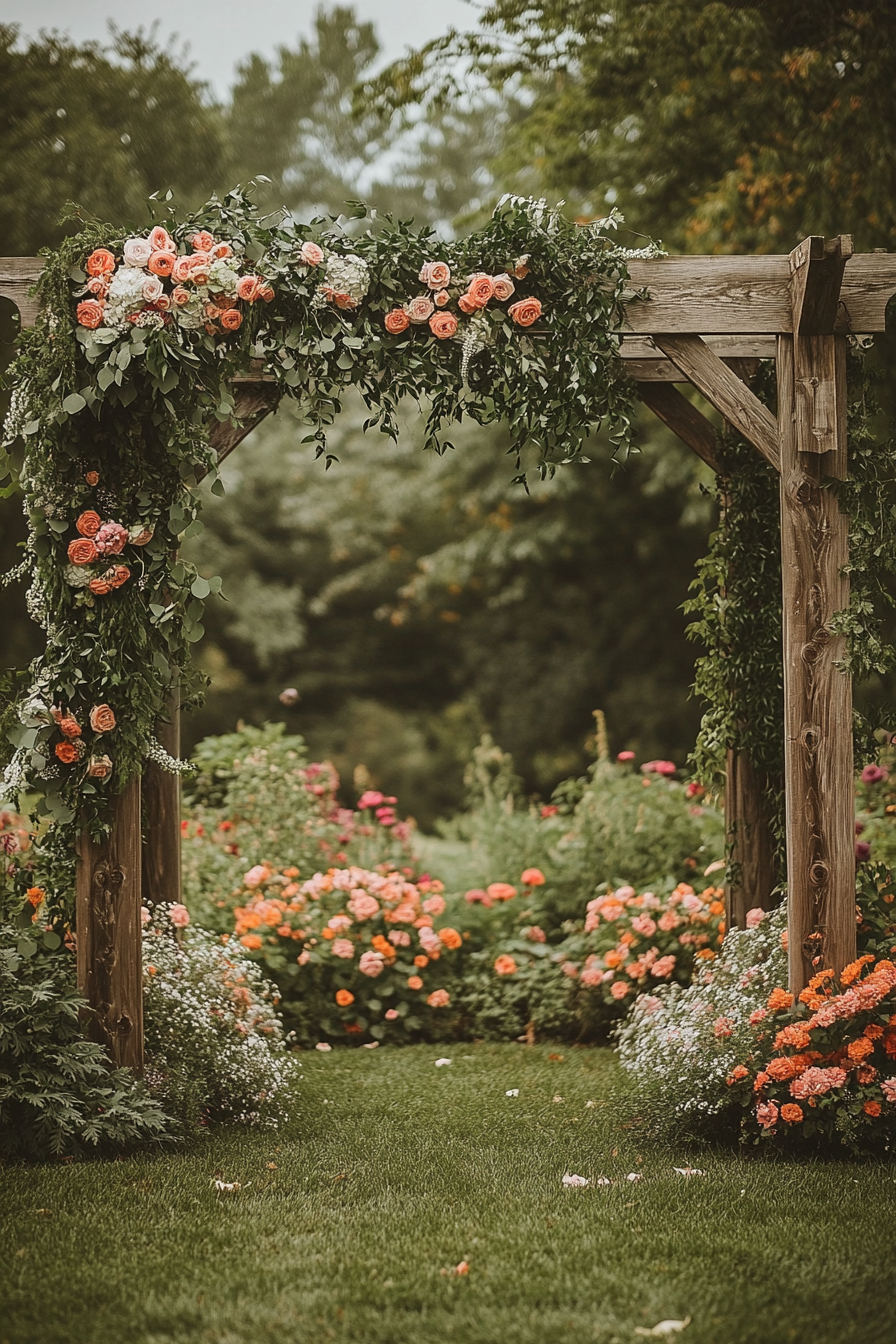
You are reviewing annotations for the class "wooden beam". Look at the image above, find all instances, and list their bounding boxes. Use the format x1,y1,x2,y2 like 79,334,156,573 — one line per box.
141,682,181,910
0,257,43,328
207,378,279,469
76,777,144,1074
652,334,780,471
777,332,856,993
638,382,722,474
620,334,777,362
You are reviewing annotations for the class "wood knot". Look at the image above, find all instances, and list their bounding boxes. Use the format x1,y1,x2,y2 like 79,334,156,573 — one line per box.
114,1014,134,1037
800,725,821,753
808,861,829,887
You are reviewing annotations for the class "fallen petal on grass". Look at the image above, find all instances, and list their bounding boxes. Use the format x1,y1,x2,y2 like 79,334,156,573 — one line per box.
562,1173,590,1188
435,1057,452,1067
634,1316,691,1336
363,1041,379,1049
315,1042,332,1052
506,1088,520,1097
626,1172,643,1182
673,1167,705,1177
552,1094,564,1103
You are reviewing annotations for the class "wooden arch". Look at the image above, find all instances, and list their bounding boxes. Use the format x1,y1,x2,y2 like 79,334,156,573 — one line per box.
3,238,896,1072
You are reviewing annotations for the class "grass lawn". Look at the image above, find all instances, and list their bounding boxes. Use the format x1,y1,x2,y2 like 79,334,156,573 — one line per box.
1,1043,895,1344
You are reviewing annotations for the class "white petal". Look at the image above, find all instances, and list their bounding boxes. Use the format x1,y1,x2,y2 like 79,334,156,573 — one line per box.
634,1318,691,1336
435,1057,452,1067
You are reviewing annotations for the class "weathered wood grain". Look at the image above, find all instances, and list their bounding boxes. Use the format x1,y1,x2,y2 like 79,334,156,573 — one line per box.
777,332,856,992
653,334,780,470
0,257,43,328
76,776,144,1073
620,334,777,361
790,235,853,336
637,382,722,474
207,381,279,469
725,747,778,928
141,683,182,909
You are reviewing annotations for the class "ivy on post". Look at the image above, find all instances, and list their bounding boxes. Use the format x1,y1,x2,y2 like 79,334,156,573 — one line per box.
778,235,856,993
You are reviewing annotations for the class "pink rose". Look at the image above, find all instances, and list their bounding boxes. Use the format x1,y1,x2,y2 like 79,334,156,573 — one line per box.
434,289,450,307
237,275,263,303
148,226,176,254
755,1100,779,1129
332,938,354,959
640,760,677,776
300,241,324,266
359,951,385,978
244,864,269,889
881,1078,896,1103
388,930,411,947
790,1067,847,1099
327,915,352,932
658,911,679,932
491,273,516,301
385,1008,399,1020
297,949,311,966
610,981,629,1000
419,260,451,289
631,914,657,936
123,237,153,268
140,906,151,926
405,295,435,325
650,955,676,978
745,907,765,928
581,966,604,986
141,274,164,304
348,892,380,920
191,231,215,253
358,790,385,808
617,750,635,762
94,522,129,556
422,895,446,916
169,903,190,928
172,256,193,283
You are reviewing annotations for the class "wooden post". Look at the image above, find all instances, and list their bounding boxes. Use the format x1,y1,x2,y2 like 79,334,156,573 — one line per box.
725,747,776,926
76,775,144,1073
141,683,182,908
777,240,856,989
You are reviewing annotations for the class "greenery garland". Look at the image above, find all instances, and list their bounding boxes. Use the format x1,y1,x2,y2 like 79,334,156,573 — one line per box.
0,188,653,916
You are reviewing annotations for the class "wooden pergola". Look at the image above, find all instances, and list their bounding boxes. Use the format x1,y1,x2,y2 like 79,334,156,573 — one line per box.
3,236,896,1073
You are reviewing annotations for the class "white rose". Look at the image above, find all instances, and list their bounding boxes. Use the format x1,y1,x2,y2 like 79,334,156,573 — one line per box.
123,237,153,268
141,274,164,303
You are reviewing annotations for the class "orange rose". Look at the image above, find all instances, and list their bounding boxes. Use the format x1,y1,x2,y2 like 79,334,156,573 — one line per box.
172,256,193,283
521,868,545,886
85,471,100,486
335,989,355,1006
384,308,410,335
55,741,79,764
414,955,429,968
240,933,263,950
86,248,116,277
429,311,458,340
88,755,113,779
58,717,81,739
494,954,517,976
507,297,543,327
191,231,215,252
76,300,105,330
438,927,462,950
107,566,130,590
458,294,478,315
780,1103,804,1124
465,273,494,308
864,1100,882,1117
76,510,102,538
210,242,233,260
407,975,423,990
89,704,116,734
220,308,243,331
427,989,450,1007
767,988,794,1011
147,250,175,278
68,538,98,565
260,285,275,302
237,275,262,303
88,577,112,595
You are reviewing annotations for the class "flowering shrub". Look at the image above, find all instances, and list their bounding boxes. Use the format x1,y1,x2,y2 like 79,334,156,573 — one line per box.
230,864,465,1045
618,876,896,1153
556,879,727,1019
143,903,296,1128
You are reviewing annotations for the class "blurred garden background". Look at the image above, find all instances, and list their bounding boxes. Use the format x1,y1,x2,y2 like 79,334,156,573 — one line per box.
4,1,895,828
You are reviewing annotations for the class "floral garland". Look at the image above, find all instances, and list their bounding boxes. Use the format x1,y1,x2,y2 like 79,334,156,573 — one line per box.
0,189,653,913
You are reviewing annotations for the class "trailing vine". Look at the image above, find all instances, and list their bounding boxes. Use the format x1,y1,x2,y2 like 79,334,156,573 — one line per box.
0,188,653,917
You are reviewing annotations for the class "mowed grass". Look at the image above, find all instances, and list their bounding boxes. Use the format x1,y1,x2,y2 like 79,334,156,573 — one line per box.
2,1044,895,1344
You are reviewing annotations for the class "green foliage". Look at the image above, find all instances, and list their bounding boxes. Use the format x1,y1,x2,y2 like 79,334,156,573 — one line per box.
0,921,168,1159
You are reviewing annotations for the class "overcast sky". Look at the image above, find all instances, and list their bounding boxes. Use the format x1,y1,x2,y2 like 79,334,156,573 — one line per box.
4,0,476,96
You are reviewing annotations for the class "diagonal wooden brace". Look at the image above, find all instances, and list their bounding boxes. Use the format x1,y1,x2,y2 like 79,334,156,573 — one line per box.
652,334,780,471
637,382,722,474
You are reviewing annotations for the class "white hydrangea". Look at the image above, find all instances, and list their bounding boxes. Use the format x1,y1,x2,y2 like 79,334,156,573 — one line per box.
174,294,207,330
321,253,370,305
208,258,240,297
104,266,149,330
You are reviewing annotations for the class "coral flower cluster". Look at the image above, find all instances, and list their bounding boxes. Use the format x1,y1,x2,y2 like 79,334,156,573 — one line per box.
49,701,116,778
64,505,153,598
77,226,273,336
232,863,466,1043
383,256,543,342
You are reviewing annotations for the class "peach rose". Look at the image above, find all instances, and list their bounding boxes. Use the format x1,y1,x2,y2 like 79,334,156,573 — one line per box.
419,260,451,289
220,308,243,331
407,975,423,990
55,741,79,764
86,248,116,276
438,927,462,950
123,237,153,268
170,285,190,308
492,273,516,302
171,256,193,283
68,538,98,565
300,240,324,266
76,510,102,538
494,954,517,976
335,989,355,1006
259,284,275,302
142,274,164,304
88,577,112,595
148,226,176,254
457,294,478,314
87,754,113,779
465,273,494,308
209,242,233,260
384,308,410,335
521,868,545,886
508,297,543,327
427,989,450,1008
89,704,116,734
237,275,263,303
76,300,105,329
359,951,385,977
429,311,458,340
147,250,174,278
59,716,81,739
404,295,434,325
108,566,130,589
85,470,100,485
191,231,215,253
434,289,450,308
